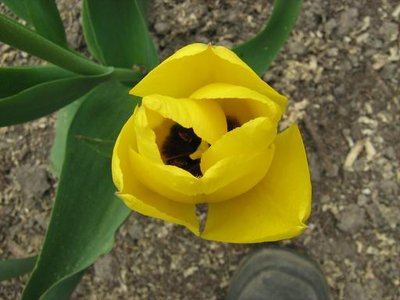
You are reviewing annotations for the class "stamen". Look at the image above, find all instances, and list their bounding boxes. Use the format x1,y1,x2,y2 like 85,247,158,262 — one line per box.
189,140,209,160
162,124,203,177
161,117,241,177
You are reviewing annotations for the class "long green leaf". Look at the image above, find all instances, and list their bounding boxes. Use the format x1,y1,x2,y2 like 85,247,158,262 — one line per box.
0,13,108,75
81,0,104,64
22,81,137,300
0,256,37,281
82,0,158,69
233,0,303,76
0,256,85,300
0,71,111,126
25,0,67,47
0,0,32,22
0,65,73,98
49,98,83,177
40,270,86,300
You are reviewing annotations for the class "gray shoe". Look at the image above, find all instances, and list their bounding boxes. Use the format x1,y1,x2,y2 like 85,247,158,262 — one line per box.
226,247,330,300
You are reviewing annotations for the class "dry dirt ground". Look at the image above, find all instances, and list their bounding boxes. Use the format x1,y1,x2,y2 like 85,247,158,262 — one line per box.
1,0,399,299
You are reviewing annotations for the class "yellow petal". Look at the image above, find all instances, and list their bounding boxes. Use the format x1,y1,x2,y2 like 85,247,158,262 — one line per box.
191,83,283,124
130,43,287,111
200,117,276,172
112,110,138,193
199,118,276,202
112,112,199,235
117,192,199,236
210,45,286,110
129,148,202,203
133,106,163,162
142,94,226,144
162,43,208,62
201,125,311,243
130,45,214,98
202,149,274,203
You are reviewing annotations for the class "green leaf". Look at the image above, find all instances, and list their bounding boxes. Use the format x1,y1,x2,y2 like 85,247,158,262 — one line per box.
0,0,32,23
81,0,104,64
22,81,137,300
0,254,84,299
49,71,143,178
49,98,83,177
0,71,112,127
0,65,73,98
0,256,37,281
25,0,68,47
0,13,108,75
82,0,158,69
233,0,303,76
40,271,85,300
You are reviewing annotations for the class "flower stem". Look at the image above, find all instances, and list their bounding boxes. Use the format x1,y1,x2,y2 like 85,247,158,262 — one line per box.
0,13,107,75
111,67,143,83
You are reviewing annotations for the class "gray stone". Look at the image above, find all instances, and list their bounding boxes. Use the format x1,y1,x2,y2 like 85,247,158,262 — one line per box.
321,194,331,203
14,164,50,198
94,254,118,281
365,279,384,300
336,204,367,234
338,106,348,117
338,8,359,35
287,41,306,55
344,283,367,300
154,21,169,34
308,152,322,182
34,212,48,230
381,63,399,82
365,203,385,228
356,194,368,206
334,84,346,98
380,180,398,198
128,223,144,240
324,18,337,35
0,141,8,151
382,146,396,160
379,22,398,43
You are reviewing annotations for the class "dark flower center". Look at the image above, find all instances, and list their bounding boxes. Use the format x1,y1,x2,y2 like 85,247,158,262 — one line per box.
162,124,202,176
227,117,240,131
161,117,240,177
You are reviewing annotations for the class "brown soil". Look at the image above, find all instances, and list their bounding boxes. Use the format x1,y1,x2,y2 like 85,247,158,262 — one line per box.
1,1,399,299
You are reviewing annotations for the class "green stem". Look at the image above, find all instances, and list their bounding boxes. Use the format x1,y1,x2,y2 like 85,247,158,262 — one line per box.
0,13,107,75
111,67,143,83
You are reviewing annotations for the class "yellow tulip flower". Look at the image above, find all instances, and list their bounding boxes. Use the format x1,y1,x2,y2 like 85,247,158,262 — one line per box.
112,43,311,243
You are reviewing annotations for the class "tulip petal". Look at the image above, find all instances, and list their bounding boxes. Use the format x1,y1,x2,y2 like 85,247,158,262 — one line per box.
142,94,226,144
162,43,208,62
117,192,199,236
129,148,202,203
112,111,137,193
201,125,311,243
133,106,163,162
201,117,276,172
200,118,276,202
112,113,199,234
211,45,285,110
202,149,274,203
130,43,287,110
191,83,284,124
